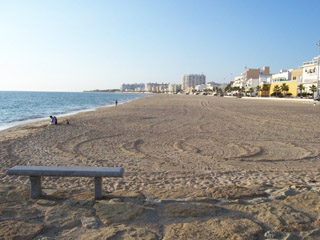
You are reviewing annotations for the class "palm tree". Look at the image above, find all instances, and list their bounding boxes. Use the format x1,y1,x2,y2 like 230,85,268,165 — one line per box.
262,84,270,97
231,86,238,96
262,84,270,91
214,87,219,94
249,87,254,97
298,84,305,98
224,84,231,93
281,83,289,97
256,85,261,97
310,85,317,99
273,85,281,97
239,87,245,97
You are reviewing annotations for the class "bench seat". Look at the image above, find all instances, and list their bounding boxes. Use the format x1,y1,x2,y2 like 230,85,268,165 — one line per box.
7,166,124,199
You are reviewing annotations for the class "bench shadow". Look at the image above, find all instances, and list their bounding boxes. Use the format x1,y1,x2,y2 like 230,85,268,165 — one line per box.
39,194,67,201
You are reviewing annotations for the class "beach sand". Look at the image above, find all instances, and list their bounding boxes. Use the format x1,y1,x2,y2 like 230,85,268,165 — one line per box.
2,94,320,189
1,94,320,239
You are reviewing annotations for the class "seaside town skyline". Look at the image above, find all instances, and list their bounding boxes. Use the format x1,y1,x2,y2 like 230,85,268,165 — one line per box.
1,1,320,92
3,2,320,238
119,50,320,98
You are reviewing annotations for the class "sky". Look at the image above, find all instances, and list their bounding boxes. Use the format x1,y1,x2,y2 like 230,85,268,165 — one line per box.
0,0,319,92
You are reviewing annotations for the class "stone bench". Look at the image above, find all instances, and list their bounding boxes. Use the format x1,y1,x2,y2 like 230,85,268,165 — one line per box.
7,166,124,200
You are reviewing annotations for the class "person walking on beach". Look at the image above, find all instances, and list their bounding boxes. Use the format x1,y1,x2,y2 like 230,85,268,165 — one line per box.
115,100,118,106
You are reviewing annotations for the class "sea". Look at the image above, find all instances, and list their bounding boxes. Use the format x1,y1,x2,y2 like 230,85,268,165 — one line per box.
0,91,149,131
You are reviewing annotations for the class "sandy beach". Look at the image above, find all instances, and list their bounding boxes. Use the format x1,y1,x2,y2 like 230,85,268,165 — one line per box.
1,94,320,239
2,94,320,189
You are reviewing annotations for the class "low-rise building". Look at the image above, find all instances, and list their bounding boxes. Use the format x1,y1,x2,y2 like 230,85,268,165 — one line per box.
269,70,292,83
232,76,244,88
269,81,297,97
195,84,207,92
206,82,221,88
291,68,303,96
260,69,298,97
232,66,271,91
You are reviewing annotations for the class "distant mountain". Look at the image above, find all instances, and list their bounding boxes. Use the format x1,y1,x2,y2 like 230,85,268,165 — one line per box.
207,82,228,89
83,89,120,93
219,83,229,90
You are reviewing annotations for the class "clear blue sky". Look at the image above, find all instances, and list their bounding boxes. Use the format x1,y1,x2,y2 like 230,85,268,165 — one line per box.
1,0,319,92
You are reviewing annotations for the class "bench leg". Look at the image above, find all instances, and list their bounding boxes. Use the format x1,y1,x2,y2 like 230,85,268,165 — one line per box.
30,176,42,198
94,177,102,200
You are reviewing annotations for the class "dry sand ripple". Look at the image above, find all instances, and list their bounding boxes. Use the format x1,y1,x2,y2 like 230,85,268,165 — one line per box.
1,94,320,190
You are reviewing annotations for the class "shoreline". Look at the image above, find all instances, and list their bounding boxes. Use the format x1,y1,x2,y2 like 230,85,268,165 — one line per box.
1,94,314,133
0,93,151,133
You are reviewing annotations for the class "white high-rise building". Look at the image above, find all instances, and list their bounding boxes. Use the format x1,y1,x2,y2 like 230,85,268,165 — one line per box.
182,74,206,91
301,56,319,92
168,84,181,93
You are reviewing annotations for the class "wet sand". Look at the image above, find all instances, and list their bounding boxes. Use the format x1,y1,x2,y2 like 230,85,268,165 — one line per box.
1,94,320,192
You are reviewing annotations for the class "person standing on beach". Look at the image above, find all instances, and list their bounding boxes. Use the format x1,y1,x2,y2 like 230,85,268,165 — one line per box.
115,100,118,106
54,116,58,125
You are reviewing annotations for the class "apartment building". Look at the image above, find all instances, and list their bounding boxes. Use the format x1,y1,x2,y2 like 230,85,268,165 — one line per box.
195,84,207,91
291,68,303,85
145,83,169,93
246,78,259,90
232,76,243,88
168,84,181,94
182,74,206,91
269,70,292,83
302,56,319,93
259,69,301,97
120,83,145,92
232,67,271,89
